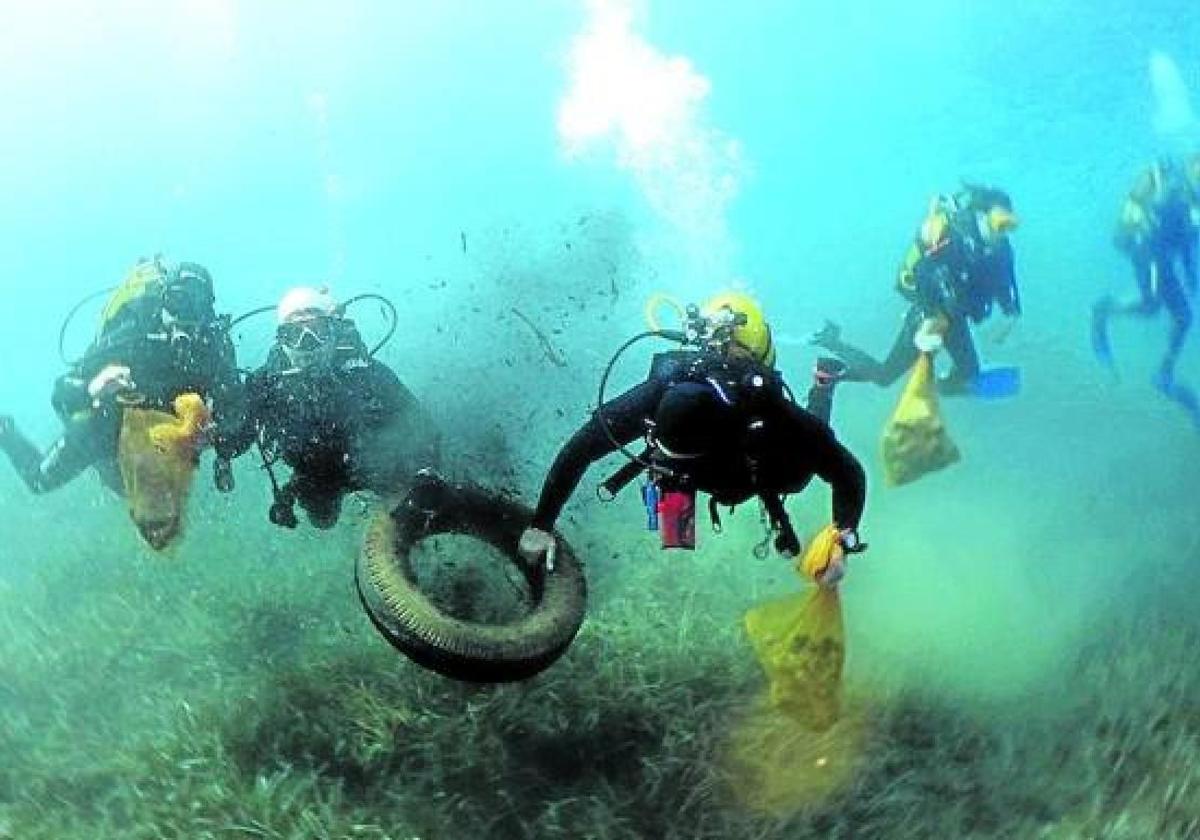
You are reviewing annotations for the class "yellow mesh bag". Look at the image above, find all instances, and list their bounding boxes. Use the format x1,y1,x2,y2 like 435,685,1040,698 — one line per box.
730,526,860,815
724,701,865,816
743,525,845,732
881,351,960,487
118,393,209,550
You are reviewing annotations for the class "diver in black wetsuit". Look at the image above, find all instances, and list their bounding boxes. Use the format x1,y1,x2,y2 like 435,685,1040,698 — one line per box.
218,286,440,529
0,257,239,494
1092,158,1200,428
813,184,1022,394
518,292,867,586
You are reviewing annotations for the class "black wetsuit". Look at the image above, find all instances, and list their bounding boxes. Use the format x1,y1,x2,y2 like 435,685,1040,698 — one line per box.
530,351,866,539
221,333,440,529
828,206,1021,394
1103,189,1198,383
0,308,238,494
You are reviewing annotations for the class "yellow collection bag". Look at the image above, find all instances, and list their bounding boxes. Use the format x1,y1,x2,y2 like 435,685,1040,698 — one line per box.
118,393,209,551
743,525,845,732
881,351,960,487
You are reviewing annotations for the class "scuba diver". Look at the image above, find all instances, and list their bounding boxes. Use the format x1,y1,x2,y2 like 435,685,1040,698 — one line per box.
517,291,867,587
0,256,239,494
1092,157,1200,428
217,286,440,530
813,184,1022,395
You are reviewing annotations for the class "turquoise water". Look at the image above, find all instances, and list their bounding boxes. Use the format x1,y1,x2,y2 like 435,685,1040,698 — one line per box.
2,3,1200,837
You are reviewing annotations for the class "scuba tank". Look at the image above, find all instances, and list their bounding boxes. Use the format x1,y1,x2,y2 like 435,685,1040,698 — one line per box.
595,293,796,553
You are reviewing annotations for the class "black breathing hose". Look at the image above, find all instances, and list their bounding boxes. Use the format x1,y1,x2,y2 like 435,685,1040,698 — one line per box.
595,329,686,470
57,286,118,365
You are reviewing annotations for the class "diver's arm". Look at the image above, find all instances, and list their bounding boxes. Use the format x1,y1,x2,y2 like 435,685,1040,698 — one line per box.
912,256,957,320
207,328,245,455
211,369,265,460
359,361,419,424
530,380,663,531
994,240,1021,317
784,404,866,530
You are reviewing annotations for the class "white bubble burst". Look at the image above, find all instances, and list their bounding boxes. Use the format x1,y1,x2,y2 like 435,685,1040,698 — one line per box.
557,0,746,278
1149,50,1198,144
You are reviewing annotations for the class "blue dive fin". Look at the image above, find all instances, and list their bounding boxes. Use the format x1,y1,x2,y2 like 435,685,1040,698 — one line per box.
1154,374,1200,431
971,366,1022,400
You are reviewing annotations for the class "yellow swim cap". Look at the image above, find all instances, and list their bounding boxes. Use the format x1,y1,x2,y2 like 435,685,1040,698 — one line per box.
700,291,776,367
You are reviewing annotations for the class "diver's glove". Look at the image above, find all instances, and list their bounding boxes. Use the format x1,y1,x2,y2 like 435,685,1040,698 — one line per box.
984,313,1018,346
815,528,866,589
269,500,298,529
913,318,946,353
87,365,136,408
213,456,235,493
269,487,298,529
809,320,842,350
518,526,558,573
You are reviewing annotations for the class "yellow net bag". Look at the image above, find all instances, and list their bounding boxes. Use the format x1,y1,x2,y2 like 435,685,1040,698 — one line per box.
729,525,861,815
881,351,960,487
118,393,209,550
744,525,845,731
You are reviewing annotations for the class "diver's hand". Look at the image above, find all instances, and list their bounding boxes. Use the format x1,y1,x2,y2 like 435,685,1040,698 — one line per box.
87,365,136,407
913,318,946,353
815,550,846,589
985,313,1018,346
815,528,866,589
269,499,298,529
809,320,842,350
519,526,558,572
213,456,235,493
774,525,802,558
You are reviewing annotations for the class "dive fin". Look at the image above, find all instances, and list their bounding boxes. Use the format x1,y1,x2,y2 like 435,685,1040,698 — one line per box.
970,366,1021,400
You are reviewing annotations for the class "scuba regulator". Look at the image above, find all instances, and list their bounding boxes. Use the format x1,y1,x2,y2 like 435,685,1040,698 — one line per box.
595,293,767,474
596,292,800,556
228,290,401,528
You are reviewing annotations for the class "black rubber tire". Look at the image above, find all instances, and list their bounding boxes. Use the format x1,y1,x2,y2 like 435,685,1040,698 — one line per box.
356,472,587,682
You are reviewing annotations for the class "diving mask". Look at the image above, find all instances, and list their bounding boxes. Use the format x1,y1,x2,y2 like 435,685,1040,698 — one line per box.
278,314,340,369
278,315,337,352
985,206,1019,238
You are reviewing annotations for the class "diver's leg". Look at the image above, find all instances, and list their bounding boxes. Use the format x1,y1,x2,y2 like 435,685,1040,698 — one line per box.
817,308,921,387
1115,255,1161,316
0,417,100,494
1181,234,1198,295
937,316,982,396
1093,253,1160,366
1157,267,1193,386
1148,267,1200,428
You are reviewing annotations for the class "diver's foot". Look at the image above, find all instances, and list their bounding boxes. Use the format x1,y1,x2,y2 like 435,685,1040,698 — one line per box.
1152,365,1174,394
813,356,848,387
810,320,842,350
1091,300,1114,368
1153,371,1200,429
